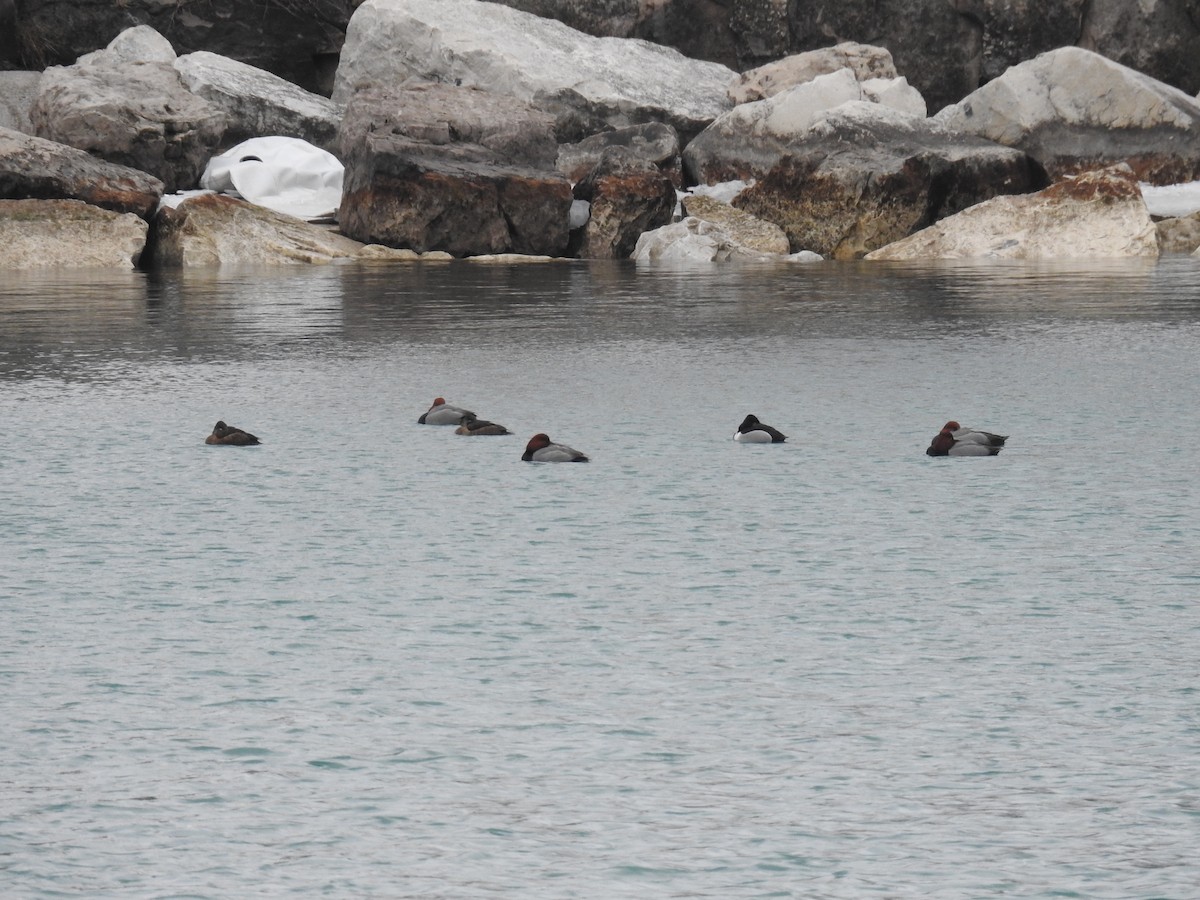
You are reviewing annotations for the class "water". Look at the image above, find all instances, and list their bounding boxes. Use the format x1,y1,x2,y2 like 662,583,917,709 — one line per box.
2,258,1199,898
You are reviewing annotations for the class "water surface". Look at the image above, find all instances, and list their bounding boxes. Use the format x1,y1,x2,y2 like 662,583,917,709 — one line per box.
2,258,1199,898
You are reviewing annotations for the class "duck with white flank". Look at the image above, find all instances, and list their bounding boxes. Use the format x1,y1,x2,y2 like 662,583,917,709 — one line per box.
733,414,787,443
205,420,261,446
455,414,511,436
418,397,475,425
926,421,1007,456
522,433,589,462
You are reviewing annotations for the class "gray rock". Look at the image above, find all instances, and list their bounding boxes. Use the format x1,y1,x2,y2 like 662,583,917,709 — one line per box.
77,24,176,66
332,0,736,143
1156,213,1200,254
150,192,372,266
729,42,898,104
732,101,1045,259
684,69,926,185
335,84,573,257
175,51,342,151
571,147,676,258
0,72,41,134
0,198,147,269
865,164,1159,259
31,58,226,193
0,125,164,218
935,47,1200,185
632,216,782,262
680,193,790,255
557,122,681,186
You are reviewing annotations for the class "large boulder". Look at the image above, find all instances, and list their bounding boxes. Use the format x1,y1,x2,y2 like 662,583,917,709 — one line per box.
0,126,164,218
336,84,573,257
865,165,1159,260
684,68,926,184
331,0,737,143
150,193,381,266
31,58,226,193
571,147,676,258
0,198,147,268
729,42,899,104
730,102,1044,258
935,47,1200,185
557,122,682,186
175,51,342,152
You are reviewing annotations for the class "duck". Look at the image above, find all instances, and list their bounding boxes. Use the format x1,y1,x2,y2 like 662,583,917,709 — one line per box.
418,397,475,425
205,420,260,446
733,414,787,443
522,433,589,462
455,413,511,436
926,421,1007,456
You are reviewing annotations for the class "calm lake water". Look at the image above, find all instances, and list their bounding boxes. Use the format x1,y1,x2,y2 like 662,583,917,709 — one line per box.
2,258,1199,898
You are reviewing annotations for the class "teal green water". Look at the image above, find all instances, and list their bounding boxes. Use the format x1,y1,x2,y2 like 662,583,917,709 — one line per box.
2,259,1199,897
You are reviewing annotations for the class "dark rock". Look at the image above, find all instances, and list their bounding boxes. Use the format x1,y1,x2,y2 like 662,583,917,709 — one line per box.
0,125,164,218
5,0,353,97
336,85,572,257
557,122,681,186
571,147,677,258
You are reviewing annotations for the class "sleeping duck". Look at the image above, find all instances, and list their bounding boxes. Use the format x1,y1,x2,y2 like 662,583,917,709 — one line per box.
206,420,261,446
522,433,589,462
455,414,511,436
418,397,475,425
926,421,1007,456
733,414,787,443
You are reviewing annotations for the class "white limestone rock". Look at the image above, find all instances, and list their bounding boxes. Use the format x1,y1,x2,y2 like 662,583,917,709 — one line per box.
332,0,736,141
934,46,1200,183
865,165,1159,260
77,25,177,66
684,70,926,183
729,42,899,104
632,217,785,262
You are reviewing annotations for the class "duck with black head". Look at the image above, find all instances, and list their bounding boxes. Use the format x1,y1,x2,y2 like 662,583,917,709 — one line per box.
733,414,787,443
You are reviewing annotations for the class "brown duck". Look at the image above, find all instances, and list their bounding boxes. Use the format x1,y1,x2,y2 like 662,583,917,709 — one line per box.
206,420,261,446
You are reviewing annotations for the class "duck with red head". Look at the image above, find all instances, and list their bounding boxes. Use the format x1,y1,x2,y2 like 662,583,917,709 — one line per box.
927,421,1007,456
419,397,475,425
522,433,589,462
206,420,260,446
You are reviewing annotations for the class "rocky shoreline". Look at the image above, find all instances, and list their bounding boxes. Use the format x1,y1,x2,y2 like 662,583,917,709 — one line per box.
2,0,1200,269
